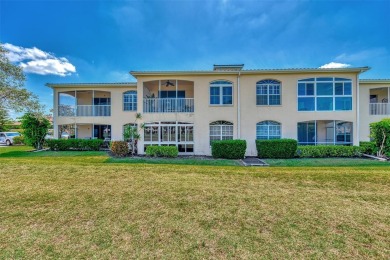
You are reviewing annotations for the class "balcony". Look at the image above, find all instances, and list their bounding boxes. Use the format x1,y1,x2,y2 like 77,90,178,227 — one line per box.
143,98,194,113
143,79,195,113
369,103,390,115
369,87,389,115
58,90,111,117
58,105,111,117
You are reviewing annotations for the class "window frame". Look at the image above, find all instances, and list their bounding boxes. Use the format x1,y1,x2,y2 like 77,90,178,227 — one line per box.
209,120,233,145
209,80,233,106
256,79,281,106
297,77,352,112
256,120,281,140
123,90,137,111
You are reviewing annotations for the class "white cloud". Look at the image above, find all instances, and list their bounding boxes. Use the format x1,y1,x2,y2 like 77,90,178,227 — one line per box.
319,62,351,69
2,43,76,76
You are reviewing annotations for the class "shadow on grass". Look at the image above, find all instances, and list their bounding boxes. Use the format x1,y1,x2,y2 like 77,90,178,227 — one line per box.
105,157,241,166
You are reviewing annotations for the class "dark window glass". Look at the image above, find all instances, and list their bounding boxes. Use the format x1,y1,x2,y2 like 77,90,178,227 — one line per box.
298,97,315,111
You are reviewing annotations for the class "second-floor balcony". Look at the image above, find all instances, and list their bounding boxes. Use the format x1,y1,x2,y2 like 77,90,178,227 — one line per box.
369,103,390,115
369,87,389,115
143,98,194,113
58,90,111,117
143,79,195,113
59,105,111,117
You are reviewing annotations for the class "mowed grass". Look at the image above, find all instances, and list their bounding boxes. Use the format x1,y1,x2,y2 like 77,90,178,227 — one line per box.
0,146,389,258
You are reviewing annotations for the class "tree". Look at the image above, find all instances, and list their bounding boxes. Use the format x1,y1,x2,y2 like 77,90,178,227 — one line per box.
370,118,390,157
0,44,40,113
0,108,11,131
123,113,144,155
20,113,50,150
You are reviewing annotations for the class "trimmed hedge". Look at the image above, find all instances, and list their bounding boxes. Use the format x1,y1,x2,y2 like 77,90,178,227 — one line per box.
46,139,103,151
145,146,178,158
12,136,24,145
297,145,361,158
359,141,377,155
211,140,246,159
256,139,297,158
110,141,129,157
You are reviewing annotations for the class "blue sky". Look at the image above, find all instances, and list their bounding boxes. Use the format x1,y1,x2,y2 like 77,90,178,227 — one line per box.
1,0,389,115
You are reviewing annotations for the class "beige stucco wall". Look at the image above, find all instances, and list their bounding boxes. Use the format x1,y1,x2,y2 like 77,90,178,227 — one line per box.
359,82,390,141
136,72,359,156
52,71,364,156
54,85,137,140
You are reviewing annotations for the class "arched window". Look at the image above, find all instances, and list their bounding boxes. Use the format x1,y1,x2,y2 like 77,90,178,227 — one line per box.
256,121,281,140
123,91,137,111
210,81,233,105
209,121,233,144
256,79,281,105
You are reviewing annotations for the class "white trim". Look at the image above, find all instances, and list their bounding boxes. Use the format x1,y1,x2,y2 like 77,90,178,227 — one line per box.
209,80,233,106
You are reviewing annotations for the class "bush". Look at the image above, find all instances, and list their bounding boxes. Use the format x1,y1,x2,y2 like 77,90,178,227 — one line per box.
46,139,103,151
359,141,377,155
297,145,361,158
110,141,129,157
20,113,50,150
211,140,246,159
145,146,178,158
12,136,24,145
256,139,297,158
370,119,390,156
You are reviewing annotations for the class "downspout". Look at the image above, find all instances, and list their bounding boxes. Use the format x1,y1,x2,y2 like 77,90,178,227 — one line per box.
356,73,360,146
237,71,241,139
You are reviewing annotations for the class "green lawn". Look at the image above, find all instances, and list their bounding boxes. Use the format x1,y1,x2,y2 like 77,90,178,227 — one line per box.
0,146,389,258
264,157,390,167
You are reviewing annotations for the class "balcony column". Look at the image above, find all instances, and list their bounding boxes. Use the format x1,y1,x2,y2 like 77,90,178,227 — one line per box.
75,90,77,116
176,79,178,112
92,90,95,116
388,87,390,114
158,80,161,113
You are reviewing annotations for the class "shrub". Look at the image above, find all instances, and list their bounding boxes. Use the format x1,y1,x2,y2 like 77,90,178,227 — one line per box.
297,145,361,158
12,136,24,145
256,139,297,158
110,141,130,157
211,140,246,159
145,146,178,158
20,113,50,150
359,141,377,155
46,139,103,151
370,119,390,156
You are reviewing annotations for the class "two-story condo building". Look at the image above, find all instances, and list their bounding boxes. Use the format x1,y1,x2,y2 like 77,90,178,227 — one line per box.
47,64,390,156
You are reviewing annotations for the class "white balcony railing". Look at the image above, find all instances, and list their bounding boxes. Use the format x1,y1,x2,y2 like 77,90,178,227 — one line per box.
143,98,194,113
58,105,111,117
369,103,390,115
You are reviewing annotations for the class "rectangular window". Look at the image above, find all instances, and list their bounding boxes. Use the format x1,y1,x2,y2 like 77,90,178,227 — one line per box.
209,81,233,105
316,83,333,96
256,81,281,105
335,97,352,110
298,97,315,111
297,122,316,145
210,86,220,105
298,78,352,111
317,97,333,111
222,87,232,104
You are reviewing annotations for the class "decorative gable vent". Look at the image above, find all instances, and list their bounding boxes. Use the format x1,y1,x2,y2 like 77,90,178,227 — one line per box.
213,64,244,71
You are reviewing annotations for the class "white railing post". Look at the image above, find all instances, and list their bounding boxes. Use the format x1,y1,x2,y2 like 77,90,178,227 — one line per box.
143,98,194,113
